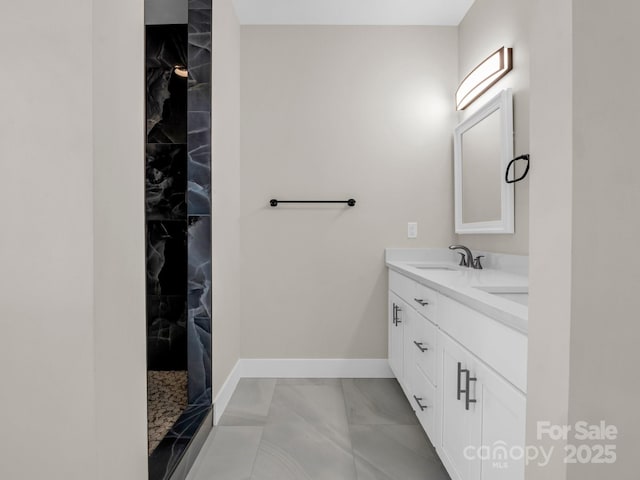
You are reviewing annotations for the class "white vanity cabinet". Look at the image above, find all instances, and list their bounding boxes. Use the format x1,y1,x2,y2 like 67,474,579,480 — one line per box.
439,332,481,479
389,271,440,441
474,357,526,480
387,268,527,480
438,332,526,480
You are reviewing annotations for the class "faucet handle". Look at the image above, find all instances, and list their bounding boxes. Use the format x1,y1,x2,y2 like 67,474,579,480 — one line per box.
457,252,467,267
473,256,485,270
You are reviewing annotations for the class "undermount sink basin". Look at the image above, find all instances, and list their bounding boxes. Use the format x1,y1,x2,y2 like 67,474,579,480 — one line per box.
473,286,529,306
409,264,460,271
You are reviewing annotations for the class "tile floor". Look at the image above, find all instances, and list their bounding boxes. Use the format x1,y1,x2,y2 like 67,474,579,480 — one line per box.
186,378,451,480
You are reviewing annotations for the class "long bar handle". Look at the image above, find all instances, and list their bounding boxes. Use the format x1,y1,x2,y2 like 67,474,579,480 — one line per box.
465,372,477,411
392,304,402,326
457,362,467,401
414,341,429,353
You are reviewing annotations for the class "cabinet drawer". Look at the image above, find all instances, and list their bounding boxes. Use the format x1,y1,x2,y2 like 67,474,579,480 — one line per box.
410,313,438,385
389,270,416,304
413,283,438,321
390,270,439,320
410,365,437,443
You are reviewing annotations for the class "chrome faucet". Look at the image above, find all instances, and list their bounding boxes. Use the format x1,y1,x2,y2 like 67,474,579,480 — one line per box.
449,245,484,269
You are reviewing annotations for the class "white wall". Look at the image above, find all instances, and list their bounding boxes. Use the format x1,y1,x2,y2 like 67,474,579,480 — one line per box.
93,0,148,478
526,0,573,477
567,1,640,477
212,0,242,395
0,1,147,479
527,1,640,478
456,0,531,255
0,2,97,479
240,26,457,360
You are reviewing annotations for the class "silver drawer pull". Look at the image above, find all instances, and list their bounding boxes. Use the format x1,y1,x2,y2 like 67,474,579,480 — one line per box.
414,298,429,307
413,395,428,411
413,341,429,353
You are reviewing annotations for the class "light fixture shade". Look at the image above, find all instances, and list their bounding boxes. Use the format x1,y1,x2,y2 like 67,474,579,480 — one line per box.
456,47,512,110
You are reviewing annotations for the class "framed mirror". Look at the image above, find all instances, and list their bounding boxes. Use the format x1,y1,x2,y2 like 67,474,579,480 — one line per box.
454,89,514,234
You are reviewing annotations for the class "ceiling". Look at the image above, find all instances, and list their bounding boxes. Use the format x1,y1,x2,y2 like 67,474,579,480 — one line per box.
233,0,476,26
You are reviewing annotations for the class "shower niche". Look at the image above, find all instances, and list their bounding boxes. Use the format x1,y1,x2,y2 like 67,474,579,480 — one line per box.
145,1,212,479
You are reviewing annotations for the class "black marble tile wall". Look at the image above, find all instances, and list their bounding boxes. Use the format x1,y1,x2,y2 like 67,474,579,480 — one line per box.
187,1,211,216
148,404,211,480
186,0,212,408
146,2,212,477
188,0,211,13
146,25,189,144
187,216,211,321
146,221,188,295
187,113,211,215
147,295,188,370
146,23,190,373
145,220,187,370
187,216,212,404
146,144,187,220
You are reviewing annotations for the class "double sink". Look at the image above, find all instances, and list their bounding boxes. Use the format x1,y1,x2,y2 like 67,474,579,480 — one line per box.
473,285,529,306
407,263,529,307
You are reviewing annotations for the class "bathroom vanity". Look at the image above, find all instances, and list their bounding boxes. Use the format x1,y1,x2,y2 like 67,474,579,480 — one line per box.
386,248,528,480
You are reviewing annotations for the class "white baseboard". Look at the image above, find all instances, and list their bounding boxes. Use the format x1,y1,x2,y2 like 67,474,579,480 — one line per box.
212,358,393,424
212,360,242,425
239,358,393,379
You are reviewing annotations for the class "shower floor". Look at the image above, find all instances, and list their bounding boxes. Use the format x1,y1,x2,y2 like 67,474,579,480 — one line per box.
148,370,188,455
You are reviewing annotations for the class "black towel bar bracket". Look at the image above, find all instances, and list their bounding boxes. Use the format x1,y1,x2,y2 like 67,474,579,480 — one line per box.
270,199,356,207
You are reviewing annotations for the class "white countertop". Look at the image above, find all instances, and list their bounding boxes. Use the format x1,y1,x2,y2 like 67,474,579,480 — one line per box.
386,249,528,334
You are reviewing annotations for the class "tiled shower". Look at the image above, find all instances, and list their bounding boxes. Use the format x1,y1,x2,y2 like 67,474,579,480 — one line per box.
145,0,212,478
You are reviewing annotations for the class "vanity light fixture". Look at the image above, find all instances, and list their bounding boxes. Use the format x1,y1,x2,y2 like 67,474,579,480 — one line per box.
456,47,512,110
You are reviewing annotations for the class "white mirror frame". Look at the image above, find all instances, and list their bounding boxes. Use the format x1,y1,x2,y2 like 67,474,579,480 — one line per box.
454,88,514,234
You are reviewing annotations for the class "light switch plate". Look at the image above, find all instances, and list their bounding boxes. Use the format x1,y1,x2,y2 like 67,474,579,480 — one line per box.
408,222,418,239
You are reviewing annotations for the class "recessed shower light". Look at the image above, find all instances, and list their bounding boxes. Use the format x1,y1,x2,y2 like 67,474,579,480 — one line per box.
174,65,188,78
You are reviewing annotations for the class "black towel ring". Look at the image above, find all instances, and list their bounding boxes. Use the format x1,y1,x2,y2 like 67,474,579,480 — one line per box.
505,154,530,184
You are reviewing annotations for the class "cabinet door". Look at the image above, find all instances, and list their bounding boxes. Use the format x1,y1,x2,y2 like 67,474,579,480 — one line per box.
438,333,481,480
388,292,405,381
475,362,526,480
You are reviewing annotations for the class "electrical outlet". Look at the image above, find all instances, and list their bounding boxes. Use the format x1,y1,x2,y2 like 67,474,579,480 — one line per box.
408,222,418,239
